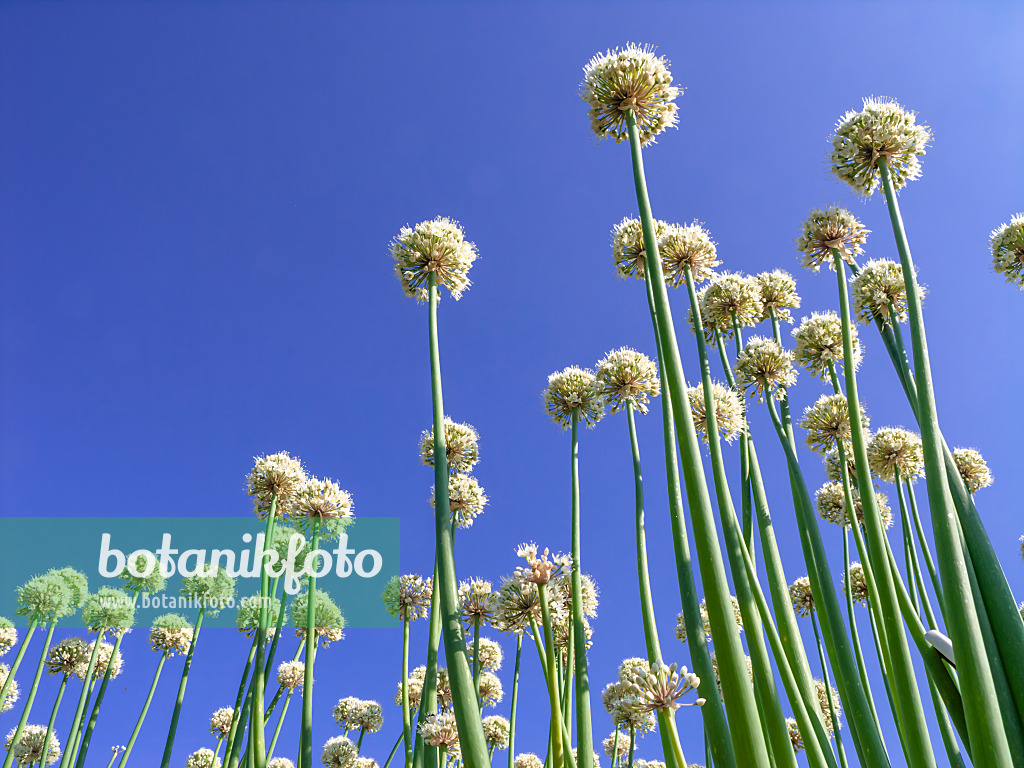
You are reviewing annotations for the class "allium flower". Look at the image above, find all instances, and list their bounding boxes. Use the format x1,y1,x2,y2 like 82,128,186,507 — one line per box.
609,692,657,733
688,381,744,444
420,418,480,475
867,427,924,482
247,452,307,518
269,525,311,572
756,270,801,324
687,287,718,343
515,544,571,587
295,477,354,525
789,577,814,618
580,44,680,145
674,595,744,644
478,671,504,707
119,554,165,596
815,481,893,530
16,575,72,623
235,594,280,638
953,448,993,494
850,259,921,325
786,717,804,753
595,347,660,415
5,724,61,766
572,749,603,768
493,574,541,634
603,732,629,761
185,748,221,768
395,666,426,710
659,222,720,287
76,641,123,681
149,613,194,656
702,273,764,333
350,701,383,733
0,618,15,657
391,217,479,301
991,214,1024,288
209,707,234,738
277,660,306,690
418,712,460,750
432,474,488,529
801,393,868,454
0,664,18,713
845,562,869,606
459,578,496,626
792,312,862,380
291,590,345,646
830,97,931,196
467,637,503,672
734,337,798,401
543,367,606,429
180,566,236,618
482,715,510,751
611,217,669,280
635,762,670,768
382,575,433,622
81,588,135,634
332,697,361,730
268,759,295,768
814,678,842,735
553,572,599,619
49,568,88,611
624,661,703,712
514,754,544,768
353,759,377,768
823,448,860,485
321,735,359,768
45,637,90,676
795,206,869,272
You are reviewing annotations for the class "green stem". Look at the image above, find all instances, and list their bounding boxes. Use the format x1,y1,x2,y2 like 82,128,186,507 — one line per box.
414,558,442,768
382,728,405,768
224,635,260,765
904,482,944,620
569,409,595,768
263,575,290,694
117,653,167,767
299,518,320,768
627,725,635,768
0,617,38,708
3,621,56,768
507,635,522,768
159,607,205,768
810,611,849,768
535,595,564,768
40,674,69,768
266,690,292,761
843,531,884,743
59,627,105,768
251,505,278,768
403,617,413,767
472,618,482,709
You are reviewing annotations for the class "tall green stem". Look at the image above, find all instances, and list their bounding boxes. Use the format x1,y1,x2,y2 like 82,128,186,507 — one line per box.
251,506,278,768
40,674,69,768
0,618,37,708
3,622,55,768
414,559,442,768
160,608,205,768
810,612,849,768
59,627,105,768
299,518,320,768
402,617,413,767
117,653,167,767
224,635,260,764
507,635,522,768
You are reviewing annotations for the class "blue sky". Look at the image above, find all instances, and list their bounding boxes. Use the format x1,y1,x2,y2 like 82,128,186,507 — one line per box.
1,2,1023,767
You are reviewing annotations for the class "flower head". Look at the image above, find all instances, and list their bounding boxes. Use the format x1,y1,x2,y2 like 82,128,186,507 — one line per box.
850,259,921,325
756,270,801,324
789,577,814,618
814,678,842,735
801,394,868,454
420,418,480,475
734,337,798,401
235,594,281,638
608,689,656,734
867,427,924,482
46,637,90,676
688,381,744,444
334,699,382,734
459,578,496,626
623,660,702,712
603,732,630,762
0,665,18,713
119,555,165,596
16,574,73,623
991,214,1024,288
786,718,804,753
675,595,743,644
277,660,306,690
209,707,234,738
247,452,307,518
823,448,860,484
294,478,354,540
395,666,427,710
81,588,135,633
5,724,61,766
467,637,503,672
382,575,433,622
595,348,660,415
48,568,88,611
953,448,993,494
185,748,221,768
815,481,892,529
431,474,488,529
418,712,460,750
543,367,606,429
0,618,15,657
611,217,669,280
581,44,680,145
792,312,862,381
180,566,236,617
391,217,478,301
830,97,931,196
796,207,869,272
291,590,345,646
483,715,510,751
76,641,123,681
552,572,599,619
493,574,541,634
149,613,193,656
845,562,869,606
514,544,572,587
659,223,720,287
702,273,764,333
268,760,295,768
514,755,544,768
321,735,359,768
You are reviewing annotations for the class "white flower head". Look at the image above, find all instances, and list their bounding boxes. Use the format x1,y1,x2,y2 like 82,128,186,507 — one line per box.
277,660,306,690
420,418,480,475
543,367,606,429
688,381,745,444
789,577,814,618
792,312,862,381
659,222,720,287
756,270,801,324
801,393,868,455
321,735,359,768
796,206,869,272
867,427,924,482
850,259,922,325
185,748,221,768
953,448,993,494
247,452,307,518
595,347,660,415
702,272,764,333
611,217,669,280
391,217,478,302
991,214,1024,288
209,707,234,738
5,724,61,766
431,474,488,529
734,337,798,401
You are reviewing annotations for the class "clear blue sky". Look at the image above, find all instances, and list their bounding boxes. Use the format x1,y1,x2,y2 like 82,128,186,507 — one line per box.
1,3,1022,767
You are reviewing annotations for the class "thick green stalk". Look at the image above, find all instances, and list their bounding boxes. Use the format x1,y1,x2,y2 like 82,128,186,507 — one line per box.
402,617,413,767
224,635,261,763
3,622,56,768
0,618,37,707
842,532,884,743
879,158,1014,767
625,107,765,768
382,729,405,768
472,619,482,709
644,274,734,768
904,483,944,617
262,577,290,694
532,603,564,768
252,505,278,768
507,635,522,768
266,690,292,760
160,607,205,768
561,630,573,746
299,518,321,768
117,653,167,767
627,725,635,768
59,628,105,768
426,273,490,768
414,559,442,768
810,612,849,768
40,674,69,768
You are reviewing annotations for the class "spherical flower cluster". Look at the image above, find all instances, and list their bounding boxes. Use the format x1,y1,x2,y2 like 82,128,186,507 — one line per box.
80,587,135,634
611,217,669,280
185,748,221,768
478,671,505,708
119,555,165,597
514,754,544,768
830,97,931,196
348,700,383,734
867,427,924,482
247,452,307,518
789,577,814,618
277,660,306,690
688,381,745,445
332,697,361,731
552,572,599,620
395,666,426,710
482,715,510,751
850,259,920,325
815,678,842,735
76,641,123,681
180,566,236,618
787,718,804,753
382,574,433,622
543,367,606,429
295,477,354,523
603,732,629,761
432,474,488,529
0,664,18,713
5,724,61,767
514,544,571,587
801,394,868,455
45,637,90,676
580,44,680,146
734,337,798,401
991,214,1024,288
572,749,602,768
418,712,460,751
823,448,860,485
268,759,295,768
675,595,743,644
953,448,993,494
595,348,660,416
235,594,280,638
492,574,541,634
16,574,73,623
353,758,377,768
209,707,234,738
845,562,869,606
391,217,478,301
467,637,503,672
624,660,703,713
792,312,862,381
659,222,720,287
702,273,764,333
291,590,345,646
420,418,480,475
795,207,869,272
459,578,496,627
321,735,359,768
756,270,801,324
0,618,15,657
815,481,893,530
